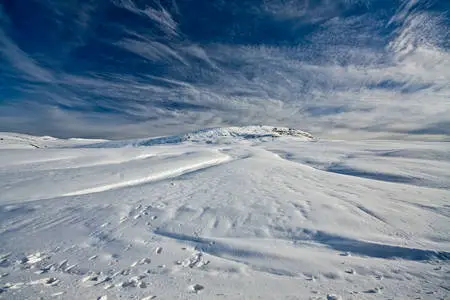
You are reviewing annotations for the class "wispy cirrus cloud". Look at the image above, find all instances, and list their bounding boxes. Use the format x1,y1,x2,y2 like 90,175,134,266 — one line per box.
0,28,54,83
0,0,448,140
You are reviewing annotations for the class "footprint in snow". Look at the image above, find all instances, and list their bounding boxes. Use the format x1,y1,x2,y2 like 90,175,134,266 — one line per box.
20,252,47,265
131,260,140,267
0,253,11,267
64,264,77,273
58,259,68,269
116,275,147,288
3,282,25,290
82,273,100,283
3,277,59,290
0,259,9,267
27,277,60,287
120,269,131,275
140,258,151,264
82,271,112,287
364,287,383,294
304,274,316,281
103,284,114,290
326,294,342,300
0,253,11,260
94,277,112,287
190,284,204,293
34,262,55,274
182,252,209,268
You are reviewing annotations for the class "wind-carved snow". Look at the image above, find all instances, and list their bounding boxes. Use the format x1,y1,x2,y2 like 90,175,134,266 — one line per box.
0,127,449,299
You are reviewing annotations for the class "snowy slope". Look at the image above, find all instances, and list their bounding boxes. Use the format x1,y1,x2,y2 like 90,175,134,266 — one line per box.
0,127,449,300
0,132,106,149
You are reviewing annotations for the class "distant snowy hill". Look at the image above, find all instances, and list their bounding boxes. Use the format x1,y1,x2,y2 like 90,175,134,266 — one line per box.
0,132,106,149
0,132,61,149
0,127,449,299
85,126,315,148
0,126,313,150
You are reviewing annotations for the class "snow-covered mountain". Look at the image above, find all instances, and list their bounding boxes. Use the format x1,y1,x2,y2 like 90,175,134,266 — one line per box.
0,127,449,299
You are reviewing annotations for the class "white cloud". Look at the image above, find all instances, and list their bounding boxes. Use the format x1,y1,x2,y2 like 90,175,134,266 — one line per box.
0,0,448,140
0,28,54,83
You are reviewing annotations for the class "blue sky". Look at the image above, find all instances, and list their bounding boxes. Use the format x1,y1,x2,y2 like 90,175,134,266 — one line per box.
0,0,449,139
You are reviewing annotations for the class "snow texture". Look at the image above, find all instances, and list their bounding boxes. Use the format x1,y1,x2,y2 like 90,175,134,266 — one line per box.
0,126,449,299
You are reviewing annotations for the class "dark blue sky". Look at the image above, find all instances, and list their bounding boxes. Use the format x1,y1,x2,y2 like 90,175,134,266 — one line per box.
0,0,449,139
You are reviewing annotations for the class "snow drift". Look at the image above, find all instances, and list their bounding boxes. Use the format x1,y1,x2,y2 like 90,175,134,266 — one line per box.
0,127,449,299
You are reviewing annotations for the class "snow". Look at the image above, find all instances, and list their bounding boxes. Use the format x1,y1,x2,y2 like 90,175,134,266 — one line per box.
0,132,106,149
0,126,449,299
84,126,314,148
